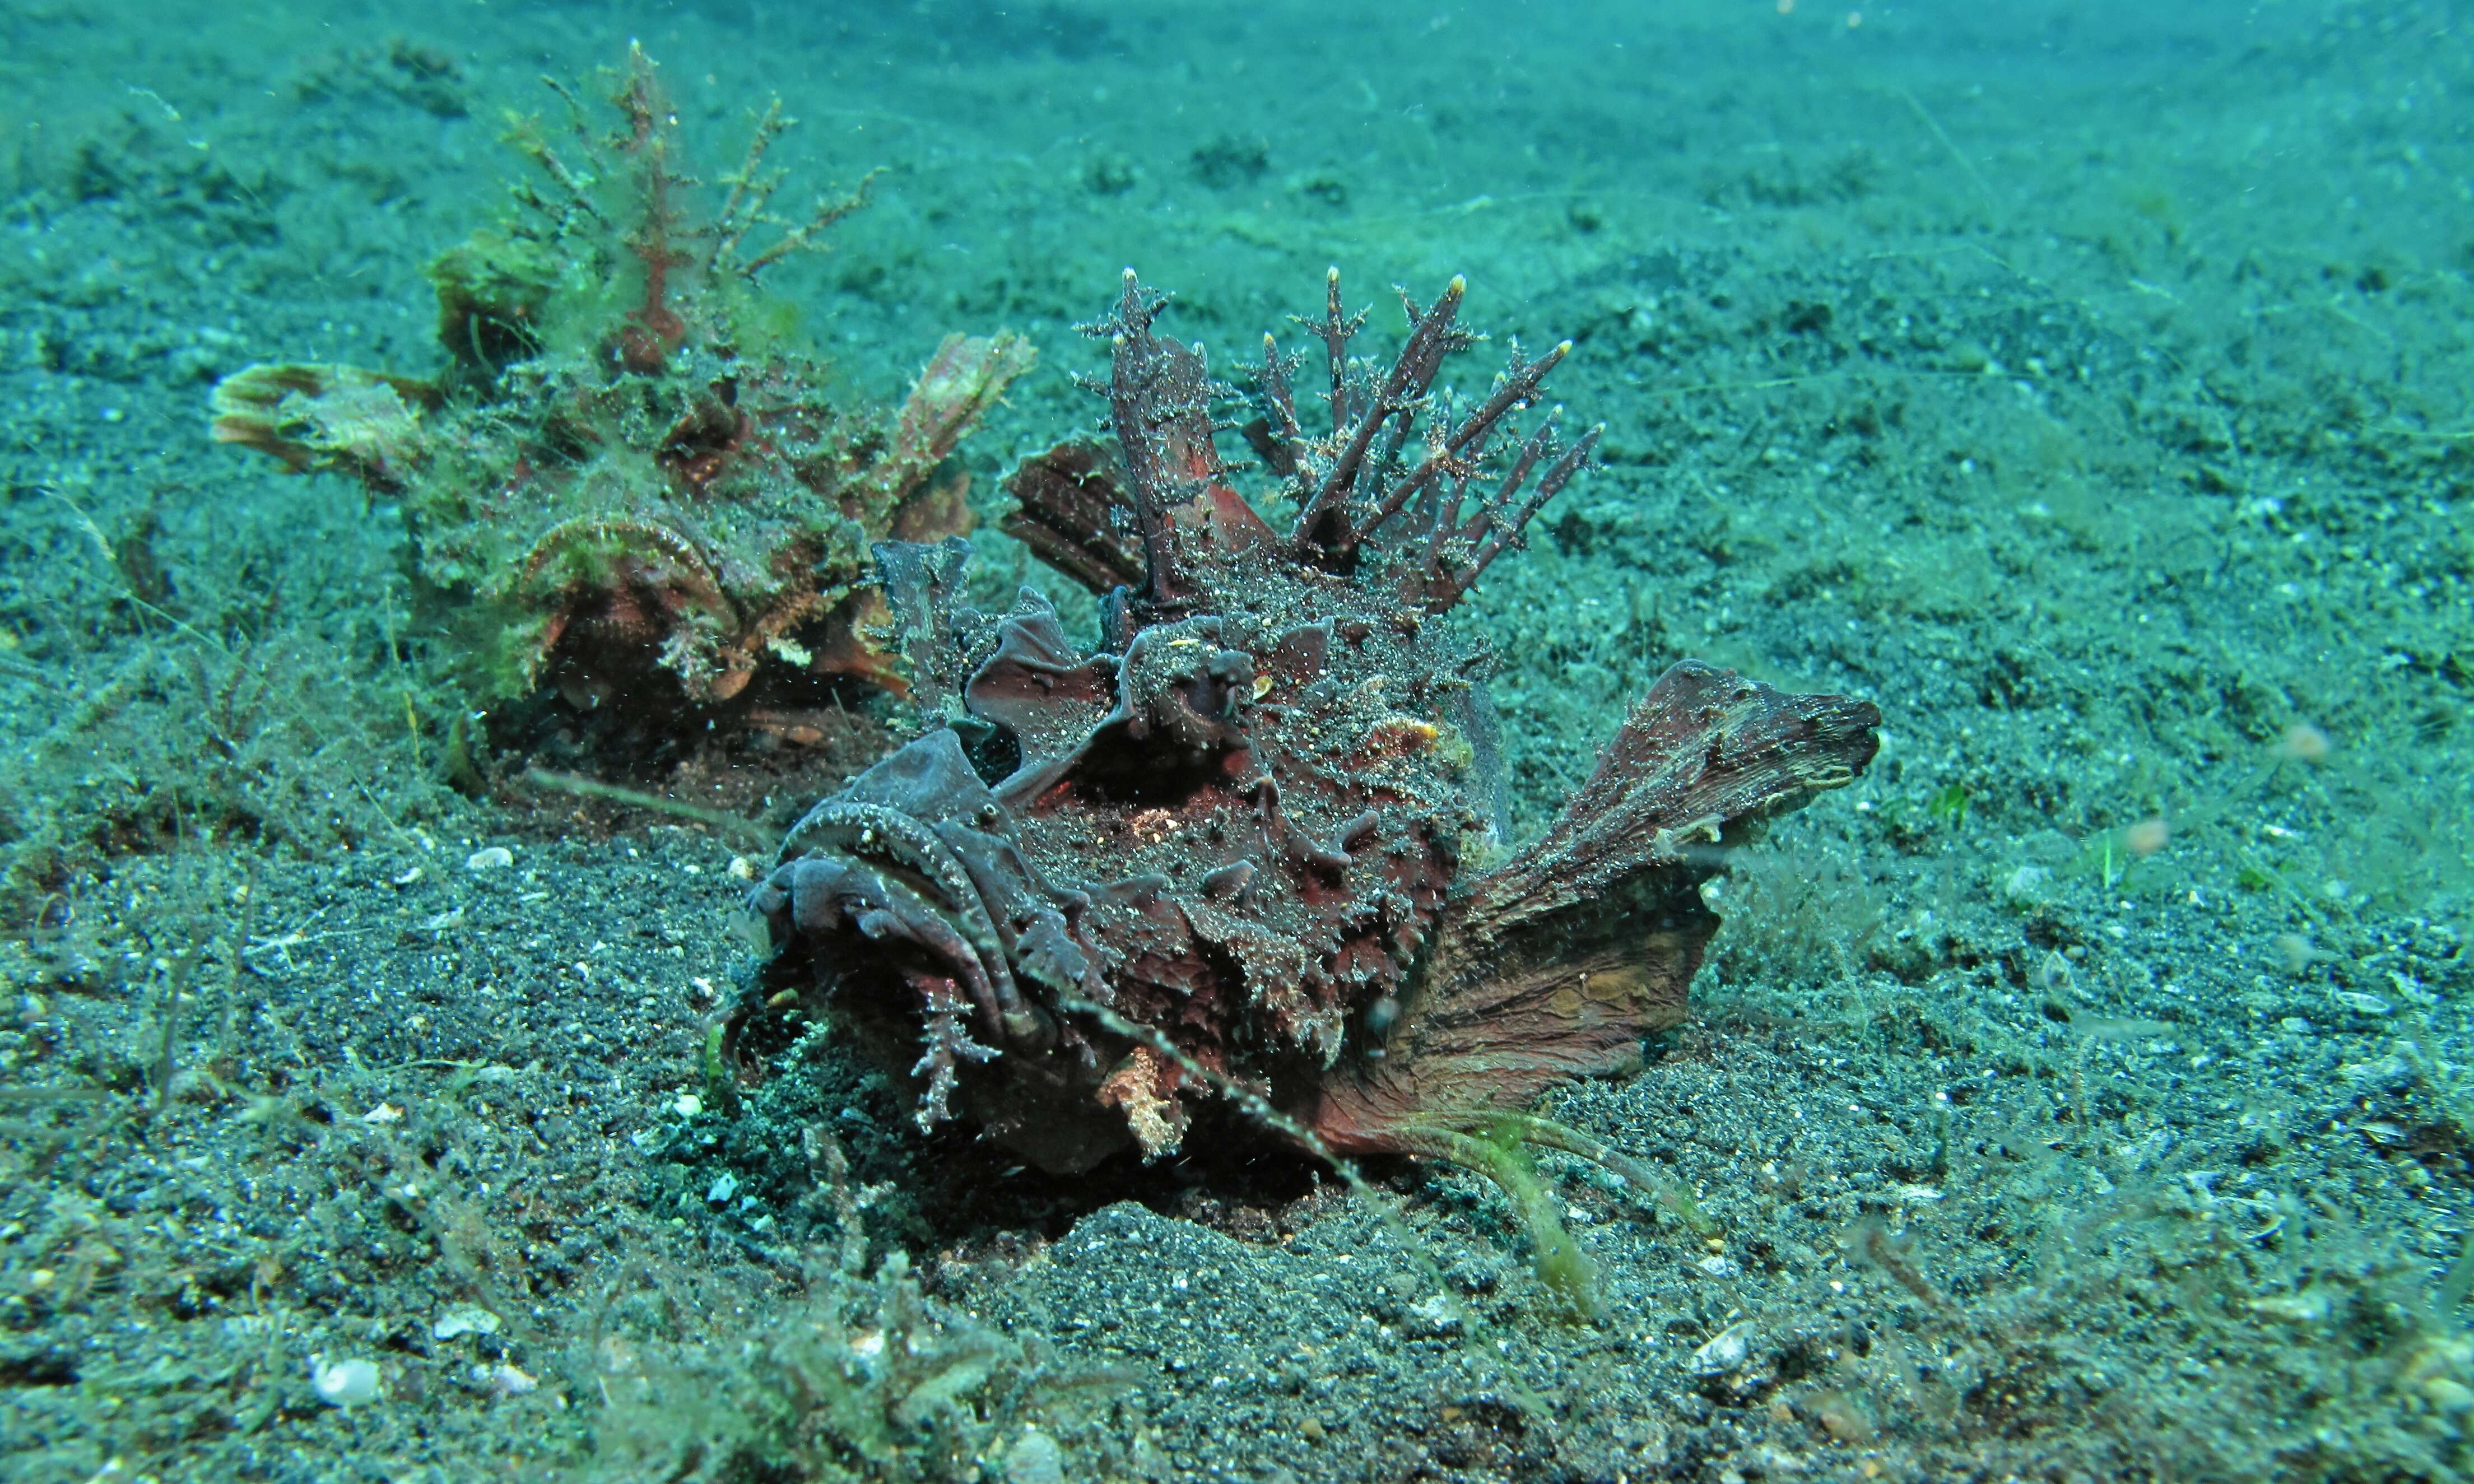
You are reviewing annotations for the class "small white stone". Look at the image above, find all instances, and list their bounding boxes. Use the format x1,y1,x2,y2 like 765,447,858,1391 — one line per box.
671,1093,704,1118
466,845,515,872
1407,1292,1463,1338
472,1362,537,1398
2247,1291,2331,1324
433,1304,502,1341
1003,1427,1065,1484
1690,1321,1757,1375
311,1356,383,1407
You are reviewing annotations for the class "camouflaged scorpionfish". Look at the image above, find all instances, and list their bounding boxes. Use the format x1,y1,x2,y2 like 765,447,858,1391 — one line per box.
739,268,1880,1185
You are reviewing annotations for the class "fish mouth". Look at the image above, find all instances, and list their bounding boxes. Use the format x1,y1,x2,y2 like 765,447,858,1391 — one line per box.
749,730,1104,1136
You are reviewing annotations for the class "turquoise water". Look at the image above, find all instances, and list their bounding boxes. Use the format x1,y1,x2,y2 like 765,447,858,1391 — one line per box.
2,3,2470,1480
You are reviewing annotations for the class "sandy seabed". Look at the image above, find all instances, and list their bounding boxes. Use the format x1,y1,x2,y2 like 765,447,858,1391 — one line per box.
2,2,2471,1480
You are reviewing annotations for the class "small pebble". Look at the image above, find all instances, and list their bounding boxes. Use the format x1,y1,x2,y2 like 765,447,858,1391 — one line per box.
466,845,515,872
1406,1292,1462,1337
433,1304,502,1341
1003,1428,1064,1484
311,1356,382,1407
472,1362,536,1398
1690,1320,1757,1374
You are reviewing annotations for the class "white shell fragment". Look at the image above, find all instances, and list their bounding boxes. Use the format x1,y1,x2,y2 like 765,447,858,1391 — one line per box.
433,1304,503,1341
311,1355,383,1407
1690,1320,1758,1375
1003,1428,1065,1484
472,1362,537,1398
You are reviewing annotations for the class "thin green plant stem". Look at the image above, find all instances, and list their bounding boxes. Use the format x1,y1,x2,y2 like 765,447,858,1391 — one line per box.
521,768,774,853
